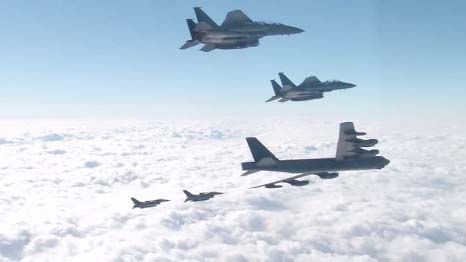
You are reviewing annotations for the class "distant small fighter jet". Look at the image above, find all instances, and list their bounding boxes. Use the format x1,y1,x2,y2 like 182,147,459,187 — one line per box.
266,73,356,102
183,190,223,202
131,198,170,209
181,7,304,52
241,122,390,188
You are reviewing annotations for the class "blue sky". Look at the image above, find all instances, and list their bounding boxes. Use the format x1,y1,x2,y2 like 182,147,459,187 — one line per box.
0,0,465,119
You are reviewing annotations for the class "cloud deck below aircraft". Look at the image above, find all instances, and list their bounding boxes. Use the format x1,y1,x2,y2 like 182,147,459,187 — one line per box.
0,119,465,261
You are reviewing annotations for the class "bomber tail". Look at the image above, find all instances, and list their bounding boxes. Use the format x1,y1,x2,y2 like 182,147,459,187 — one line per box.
266,80,282,102
246,137,279,162
180,19,200,50
278,72,297,88
194,7,219,28
131,198,141,208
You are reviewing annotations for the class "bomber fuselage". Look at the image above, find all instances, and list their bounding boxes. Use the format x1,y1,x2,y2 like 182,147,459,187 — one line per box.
242,156,390,174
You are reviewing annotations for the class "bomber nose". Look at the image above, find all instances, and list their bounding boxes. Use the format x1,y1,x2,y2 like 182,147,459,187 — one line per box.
346,83,357,88
383,158,390,167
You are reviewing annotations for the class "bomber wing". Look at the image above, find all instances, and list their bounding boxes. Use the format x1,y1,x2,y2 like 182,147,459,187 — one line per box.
335,122,379,160
251,172,338,188
221,10,253,28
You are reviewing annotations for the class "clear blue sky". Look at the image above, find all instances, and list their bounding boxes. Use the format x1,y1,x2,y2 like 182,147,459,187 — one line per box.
1,0,465,120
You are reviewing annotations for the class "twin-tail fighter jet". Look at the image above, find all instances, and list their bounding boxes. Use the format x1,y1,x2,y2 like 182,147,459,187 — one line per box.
131,198,170,209
181,7,304,52
183,190,223,202
266,73,356,102
241,122,390,188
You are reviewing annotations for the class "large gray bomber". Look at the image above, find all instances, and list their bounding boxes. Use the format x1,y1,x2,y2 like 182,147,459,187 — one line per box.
266,73,356,102
241,122,390,188
181,7,304,52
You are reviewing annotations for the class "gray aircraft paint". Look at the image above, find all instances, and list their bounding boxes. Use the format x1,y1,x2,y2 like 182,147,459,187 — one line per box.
183,190,223,202
131,198,170,209
266,73,356,102
241,122,390,188
181,8,303,52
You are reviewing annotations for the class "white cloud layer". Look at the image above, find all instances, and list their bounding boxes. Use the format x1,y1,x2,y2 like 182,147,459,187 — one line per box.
1,118,465,261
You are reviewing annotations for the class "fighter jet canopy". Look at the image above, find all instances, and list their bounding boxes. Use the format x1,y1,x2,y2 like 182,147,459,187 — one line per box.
301,76,321,85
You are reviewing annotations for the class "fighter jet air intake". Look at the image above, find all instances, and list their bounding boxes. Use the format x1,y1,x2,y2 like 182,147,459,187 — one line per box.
241,122,390,188
180,7,304,52
266,73,356,102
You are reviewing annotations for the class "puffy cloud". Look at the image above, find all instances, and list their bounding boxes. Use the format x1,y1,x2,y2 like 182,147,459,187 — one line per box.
0,119,465,261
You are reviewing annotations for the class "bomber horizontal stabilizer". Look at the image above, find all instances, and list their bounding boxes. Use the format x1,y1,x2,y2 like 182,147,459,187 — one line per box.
241,170,259,176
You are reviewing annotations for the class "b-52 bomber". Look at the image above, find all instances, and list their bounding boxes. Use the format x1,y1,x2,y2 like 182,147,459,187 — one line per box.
181,7,304,52
131,198,170,209
241,122,390,188
266,73,356,102
183,190,223,202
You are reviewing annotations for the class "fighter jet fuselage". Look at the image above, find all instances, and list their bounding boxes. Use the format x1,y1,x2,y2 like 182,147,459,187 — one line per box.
131,198,170,209
181,8,303,52
266,73,356,102
183,190,223,202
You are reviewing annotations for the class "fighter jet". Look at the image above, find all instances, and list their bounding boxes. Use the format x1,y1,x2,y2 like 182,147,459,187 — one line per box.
131,198,170,209
241,122,390,188
183,190,223,202
180,7,304,52
266,73,356,102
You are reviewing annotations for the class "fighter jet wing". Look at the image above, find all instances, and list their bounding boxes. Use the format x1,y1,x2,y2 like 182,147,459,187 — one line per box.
180,40,199,50
278,98,289,102
335,122,379,160
200,44,216,52
221,10,253,27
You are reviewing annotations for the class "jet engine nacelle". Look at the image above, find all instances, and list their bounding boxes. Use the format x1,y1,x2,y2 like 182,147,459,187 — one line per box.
285,179,310,186
290,94,323,101
350,148,380,156
316,172,339,179
265,184,283,189
346,138,378,147
216,39,259,49
344,131,367,136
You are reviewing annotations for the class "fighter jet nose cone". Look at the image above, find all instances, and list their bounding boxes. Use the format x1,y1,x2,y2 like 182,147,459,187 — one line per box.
290,26,304,34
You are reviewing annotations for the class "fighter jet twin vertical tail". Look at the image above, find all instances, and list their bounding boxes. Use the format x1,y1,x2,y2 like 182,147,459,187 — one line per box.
266,73,356,102
241,122,390,188
181,7,304,52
